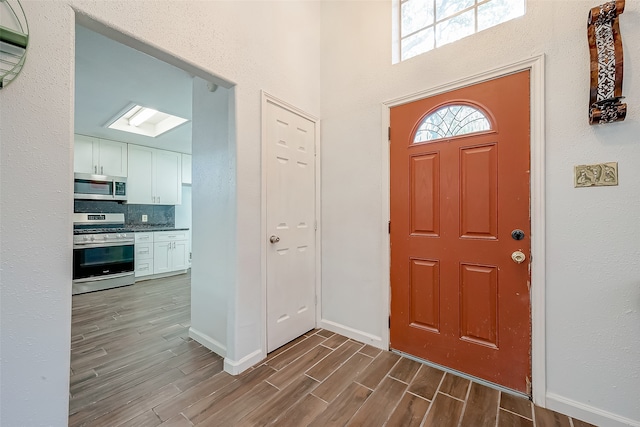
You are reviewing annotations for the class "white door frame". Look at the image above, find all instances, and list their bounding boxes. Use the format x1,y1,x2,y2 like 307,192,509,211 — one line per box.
260,91,322,357
381,55,546,406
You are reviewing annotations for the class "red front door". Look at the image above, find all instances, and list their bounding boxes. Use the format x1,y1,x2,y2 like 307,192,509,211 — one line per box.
390,71,531,393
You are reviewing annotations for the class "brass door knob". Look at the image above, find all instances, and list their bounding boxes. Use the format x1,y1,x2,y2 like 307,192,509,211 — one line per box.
512,251,526,264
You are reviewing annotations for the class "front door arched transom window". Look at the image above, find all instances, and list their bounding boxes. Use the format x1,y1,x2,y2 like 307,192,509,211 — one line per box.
414,103,491,143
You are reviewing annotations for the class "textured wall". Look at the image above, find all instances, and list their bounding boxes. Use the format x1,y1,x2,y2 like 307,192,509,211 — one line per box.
0,3,75,426
319,1,640,425
0,1,321,425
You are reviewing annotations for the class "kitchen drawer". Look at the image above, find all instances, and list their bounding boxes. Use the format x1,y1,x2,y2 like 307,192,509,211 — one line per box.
154,230,188,242
135,242,153,260
135,258,154,278
135,232,154,243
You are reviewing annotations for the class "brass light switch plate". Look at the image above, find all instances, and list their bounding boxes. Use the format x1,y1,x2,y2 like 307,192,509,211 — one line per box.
575,162,618,187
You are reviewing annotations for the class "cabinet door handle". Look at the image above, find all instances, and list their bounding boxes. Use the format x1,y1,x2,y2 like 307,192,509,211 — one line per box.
101,166,104,175
158,196,161,204
94,165,97,174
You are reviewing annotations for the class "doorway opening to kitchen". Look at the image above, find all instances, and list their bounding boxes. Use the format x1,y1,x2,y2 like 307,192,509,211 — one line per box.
70,15,235,415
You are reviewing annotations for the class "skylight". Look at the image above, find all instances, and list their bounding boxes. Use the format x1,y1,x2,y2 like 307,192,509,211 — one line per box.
107,104,188,138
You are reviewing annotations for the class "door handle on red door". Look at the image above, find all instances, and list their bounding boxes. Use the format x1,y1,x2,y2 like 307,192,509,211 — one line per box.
511,251,526,264
269,235,280,244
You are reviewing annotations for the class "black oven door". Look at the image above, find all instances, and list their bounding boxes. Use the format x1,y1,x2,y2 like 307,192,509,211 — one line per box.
73,243,134,280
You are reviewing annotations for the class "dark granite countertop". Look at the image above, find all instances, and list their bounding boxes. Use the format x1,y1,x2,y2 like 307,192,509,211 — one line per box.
127,226,190,232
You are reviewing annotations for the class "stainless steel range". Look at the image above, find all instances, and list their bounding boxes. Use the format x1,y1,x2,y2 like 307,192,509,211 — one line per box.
73,213,134,295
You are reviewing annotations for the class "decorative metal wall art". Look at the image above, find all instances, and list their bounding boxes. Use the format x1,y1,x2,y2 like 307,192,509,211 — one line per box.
574,162,618,187
0,0,29,89
587,0,626,124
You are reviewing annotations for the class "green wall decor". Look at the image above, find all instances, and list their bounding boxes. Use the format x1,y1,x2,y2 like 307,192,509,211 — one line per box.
0,0,29,89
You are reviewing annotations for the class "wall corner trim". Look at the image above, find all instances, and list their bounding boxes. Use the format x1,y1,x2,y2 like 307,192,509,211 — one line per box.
189,327,227,358
546,393,640,427
223,349,264,375
320,319,385,349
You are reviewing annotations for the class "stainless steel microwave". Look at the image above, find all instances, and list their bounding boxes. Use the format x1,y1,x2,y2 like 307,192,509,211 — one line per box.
74,173,127,201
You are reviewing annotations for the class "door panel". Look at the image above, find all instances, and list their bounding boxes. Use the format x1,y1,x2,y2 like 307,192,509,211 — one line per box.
266,101,316,353
459,144,497,239
390,71,531,393
410,153,440,236
409,259,440,332
459,263,498,347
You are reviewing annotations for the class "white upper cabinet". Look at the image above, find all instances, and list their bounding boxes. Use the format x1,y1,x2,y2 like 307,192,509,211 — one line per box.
73,135,95,174
127,145,155,204
181,154,192,185
127,144,182,205
73,134,127,177
98,140,128,176
155,149,182,205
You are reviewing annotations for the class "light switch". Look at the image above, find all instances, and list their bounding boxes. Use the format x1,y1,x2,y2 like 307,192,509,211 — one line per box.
575,162,618,187
142,215,148,222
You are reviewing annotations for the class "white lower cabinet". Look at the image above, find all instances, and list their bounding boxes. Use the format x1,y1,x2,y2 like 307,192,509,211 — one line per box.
135,230,189,279
153,231,189,274
171,240,189,271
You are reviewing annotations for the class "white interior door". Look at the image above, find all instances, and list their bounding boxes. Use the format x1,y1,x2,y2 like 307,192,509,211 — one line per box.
266,100,316,353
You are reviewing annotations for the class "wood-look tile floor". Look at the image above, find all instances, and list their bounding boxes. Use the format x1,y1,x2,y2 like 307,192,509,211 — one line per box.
70,274,597,427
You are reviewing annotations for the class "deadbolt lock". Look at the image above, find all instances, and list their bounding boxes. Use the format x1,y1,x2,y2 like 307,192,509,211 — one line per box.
511,229,525,240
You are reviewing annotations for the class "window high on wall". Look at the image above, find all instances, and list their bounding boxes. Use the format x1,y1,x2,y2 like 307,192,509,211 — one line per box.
394,0,525,62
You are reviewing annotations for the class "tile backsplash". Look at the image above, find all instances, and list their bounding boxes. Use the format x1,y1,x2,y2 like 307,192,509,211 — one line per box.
74,201,175,227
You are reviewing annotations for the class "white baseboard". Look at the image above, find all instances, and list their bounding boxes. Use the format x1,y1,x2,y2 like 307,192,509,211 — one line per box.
546,393,640,427
319,319,385,349
224,349,264,375
188,327,226,357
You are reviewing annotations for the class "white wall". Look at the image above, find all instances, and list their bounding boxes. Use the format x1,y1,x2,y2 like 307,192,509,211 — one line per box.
319,1,640,426
0,1,320,425
190,79,231,358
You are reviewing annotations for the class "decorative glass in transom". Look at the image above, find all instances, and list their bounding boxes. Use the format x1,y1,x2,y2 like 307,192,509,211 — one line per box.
414,105,491,142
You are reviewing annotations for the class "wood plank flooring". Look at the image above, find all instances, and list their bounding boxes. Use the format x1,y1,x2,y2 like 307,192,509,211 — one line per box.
70,274,597,427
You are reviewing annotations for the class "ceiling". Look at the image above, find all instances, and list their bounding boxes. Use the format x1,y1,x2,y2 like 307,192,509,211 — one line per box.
75,25,194,154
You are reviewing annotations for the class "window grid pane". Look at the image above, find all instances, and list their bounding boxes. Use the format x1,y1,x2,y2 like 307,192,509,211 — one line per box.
401,27,435,61
402,0,434,37
399,0,525,61
436,8,475,47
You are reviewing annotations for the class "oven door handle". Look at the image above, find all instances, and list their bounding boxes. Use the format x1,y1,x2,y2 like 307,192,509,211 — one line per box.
74,241,134,249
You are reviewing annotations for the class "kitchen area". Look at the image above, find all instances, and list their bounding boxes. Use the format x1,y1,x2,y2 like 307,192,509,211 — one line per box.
72,138,192,294
72,24,195,295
